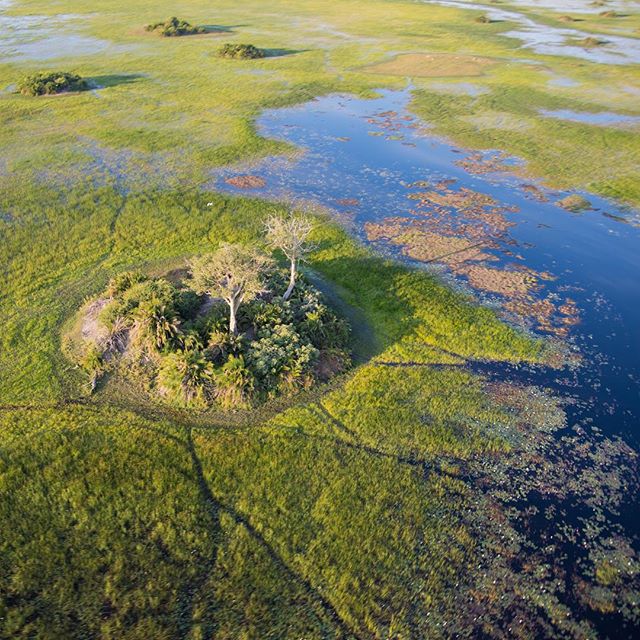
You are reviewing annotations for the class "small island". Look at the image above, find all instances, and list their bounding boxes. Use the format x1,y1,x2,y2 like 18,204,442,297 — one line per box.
18,71,87,96
73,216,350,409
144,17,206,37
217,43,265,59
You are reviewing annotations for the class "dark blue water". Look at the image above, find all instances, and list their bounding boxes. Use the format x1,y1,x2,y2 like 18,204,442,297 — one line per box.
214,88,640,450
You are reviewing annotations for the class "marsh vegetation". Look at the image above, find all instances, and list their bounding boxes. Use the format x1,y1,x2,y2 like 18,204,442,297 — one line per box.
144,17,205,37
17,71,87,96
217,43,265,59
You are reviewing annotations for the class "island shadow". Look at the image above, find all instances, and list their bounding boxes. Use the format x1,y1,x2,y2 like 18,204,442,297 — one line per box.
262,48,310,58
88,73,146,89
200,24,243,34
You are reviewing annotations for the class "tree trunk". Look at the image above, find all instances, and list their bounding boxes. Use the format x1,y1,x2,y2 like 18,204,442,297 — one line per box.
229,299,238,335
283,259,296,301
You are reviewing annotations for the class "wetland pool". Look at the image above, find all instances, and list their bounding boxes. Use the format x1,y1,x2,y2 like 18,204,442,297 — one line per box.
214,87,640,447
0,0,133,62
422,0,640,65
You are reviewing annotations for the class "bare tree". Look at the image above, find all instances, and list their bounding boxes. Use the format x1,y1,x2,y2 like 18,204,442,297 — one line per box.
265,213,314,301
189,243,272,335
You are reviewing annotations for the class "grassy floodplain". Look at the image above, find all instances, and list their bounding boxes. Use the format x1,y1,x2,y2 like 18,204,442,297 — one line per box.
1,0,639,638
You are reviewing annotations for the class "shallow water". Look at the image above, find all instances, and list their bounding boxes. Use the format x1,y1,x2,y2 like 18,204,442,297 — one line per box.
540,108,640,126
213,89,640,450
422,0,640,64
500,0,637,13
0,0,132,62
428,80,488,95
547,74,580,88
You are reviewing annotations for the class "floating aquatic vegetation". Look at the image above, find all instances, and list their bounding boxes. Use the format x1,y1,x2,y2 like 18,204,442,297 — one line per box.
224,175,266,189
520,183,549,202
335,198,360,207
443,379,640,638
455,151,517,176
453,263,538,297
365,179,580,337
365,220,494,264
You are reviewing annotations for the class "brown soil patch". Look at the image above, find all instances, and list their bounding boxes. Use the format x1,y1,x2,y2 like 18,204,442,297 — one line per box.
363,53,496,78
81,298,110,346
224,175,266,189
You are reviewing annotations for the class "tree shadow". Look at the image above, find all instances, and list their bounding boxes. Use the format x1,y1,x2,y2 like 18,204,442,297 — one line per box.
88,74,146,89
308,254,423,360
262,48,310,58
200,24,238,34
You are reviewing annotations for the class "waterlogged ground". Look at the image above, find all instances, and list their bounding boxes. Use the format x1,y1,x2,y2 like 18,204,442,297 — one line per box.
0,0,133,62
1,0,640,636
422,0,640,65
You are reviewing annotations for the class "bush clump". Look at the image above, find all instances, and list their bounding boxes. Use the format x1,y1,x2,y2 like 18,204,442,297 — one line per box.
145,17,205,37
578,36,606,47
557,194,591,212
78,262,350,410
217,43,265,59
18,71,87,96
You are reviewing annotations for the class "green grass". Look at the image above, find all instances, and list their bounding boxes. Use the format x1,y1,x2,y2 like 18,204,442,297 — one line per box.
0,179,550,636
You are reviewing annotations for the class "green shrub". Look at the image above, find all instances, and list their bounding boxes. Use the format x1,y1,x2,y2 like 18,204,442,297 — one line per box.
157,351,214,407
215,355,254,408
106,271,148,298
290,283,350,349
18,71,88,96
79,265,349,408
144,17,205,37
177,330,204,353
245,299,293,331
174,288,202,320
80,343,104,375
99,279,177,331
206,329,242,364
247,324,318,394
217,43,265,59
131,301,181,353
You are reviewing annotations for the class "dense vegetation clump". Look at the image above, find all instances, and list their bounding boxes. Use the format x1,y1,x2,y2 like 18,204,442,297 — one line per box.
557,194,591,211
217,43,265,59
578,36,606,47
18,71,87,96
76,251,350,409
144,17,205,37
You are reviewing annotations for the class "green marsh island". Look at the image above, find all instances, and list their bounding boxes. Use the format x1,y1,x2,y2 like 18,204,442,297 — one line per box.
1,0,639,638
